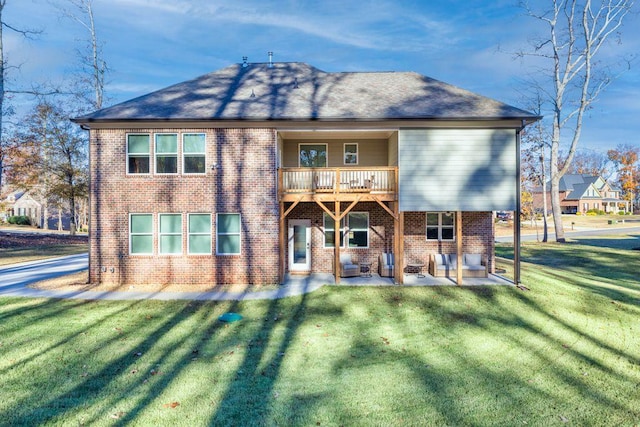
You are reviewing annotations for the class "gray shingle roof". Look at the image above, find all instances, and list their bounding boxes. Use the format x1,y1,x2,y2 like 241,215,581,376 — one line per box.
74,62,539,122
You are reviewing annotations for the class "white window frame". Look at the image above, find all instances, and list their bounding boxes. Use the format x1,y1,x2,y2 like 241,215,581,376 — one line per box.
323,213,346,248
182,133,207,175
298,143,328,167
426,212,456,241
158,213,183,255
188,213,212,255
216,213,242,255
343,142,359,165
346,211,369,248
129,213,154,255
155,133,179,175
126,134,151,175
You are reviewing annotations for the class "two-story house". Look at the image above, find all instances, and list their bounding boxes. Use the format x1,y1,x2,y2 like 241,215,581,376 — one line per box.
532,174,629,214
73,61,539,286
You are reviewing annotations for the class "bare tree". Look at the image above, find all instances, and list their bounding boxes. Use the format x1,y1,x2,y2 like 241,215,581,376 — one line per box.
519,0,634,242
55,0,107,110
566,149,610,176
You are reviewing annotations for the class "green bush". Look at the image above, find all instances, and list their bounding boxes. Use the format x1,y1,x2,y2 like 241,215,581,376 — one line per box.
586,209,605,216
7,215,31,225
617,211,627,215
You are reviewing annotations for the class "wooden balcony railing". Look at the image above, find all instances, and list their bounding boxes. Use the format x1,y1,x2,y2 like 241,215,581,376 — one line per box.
279,167,397,195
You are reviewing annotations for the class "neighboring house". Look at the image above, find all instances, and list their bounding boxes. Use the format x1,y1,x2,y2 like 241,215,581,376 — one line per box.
532,174,629,214
2,191,42,226
72,61,539,286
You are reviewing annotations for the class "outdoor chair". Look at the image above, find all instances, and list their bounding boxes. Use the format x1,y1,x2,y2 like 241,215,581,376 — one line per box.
339,253,359,277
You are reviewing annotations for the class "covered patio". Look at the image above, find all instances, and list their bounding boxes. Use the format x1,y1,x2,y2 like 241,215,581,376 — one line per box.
283,272,514,288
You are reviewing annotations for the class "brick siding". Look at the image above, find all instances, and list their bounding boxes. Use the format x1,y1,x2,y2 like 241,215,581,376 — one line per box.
89,128,280,285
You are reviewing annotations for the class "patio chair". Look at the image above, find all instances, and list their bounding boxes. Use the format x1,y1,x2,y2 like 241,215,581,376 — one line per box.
379,252,394,277
339,253,359,277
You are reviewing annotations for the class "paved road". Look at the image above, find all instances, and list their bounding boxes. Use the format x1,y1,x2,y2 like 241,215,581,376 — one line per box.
496,226,640,243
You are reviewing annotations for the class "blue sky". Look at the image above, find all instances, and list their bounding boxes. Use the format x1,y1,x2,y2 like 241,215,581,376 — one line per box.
5,0,640,152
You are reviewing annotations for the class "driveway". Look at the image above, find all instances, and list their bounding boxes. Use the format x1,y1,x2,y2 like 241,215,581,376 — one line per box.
0,253,88,296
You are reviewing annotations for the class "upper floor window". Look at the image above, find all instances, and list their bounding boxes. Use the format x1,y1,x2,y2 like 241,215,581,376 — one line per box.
155,134,178,174
127,134,150,174
183,133,206,174
344,143,358,165
299,144,327,167
426,212,455,241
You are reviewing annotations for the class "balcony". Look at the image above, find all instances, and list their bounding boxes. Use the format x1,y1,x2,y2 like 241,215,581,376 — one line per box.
278,167,397,202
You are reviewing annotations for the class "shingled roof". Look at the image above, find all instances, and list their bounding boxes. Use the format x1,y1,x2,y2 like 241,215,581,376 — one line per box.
74,62,538,122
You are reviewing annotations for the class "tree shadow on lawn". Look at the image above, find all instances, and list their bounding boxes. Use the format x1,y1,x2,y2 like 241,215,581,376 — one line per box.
327,285,639,424
0,290,320,425
515,240,640,296
2,279,640,425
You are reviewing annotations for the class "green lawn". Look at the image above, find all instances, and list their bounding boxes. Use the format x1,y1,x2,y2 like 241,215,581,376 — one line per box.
1,235,639,425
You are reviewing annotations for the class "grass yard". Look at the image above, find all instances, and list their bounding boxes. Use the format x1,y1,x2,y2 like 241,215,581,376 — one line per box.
0,229,88,266
1,235,639,425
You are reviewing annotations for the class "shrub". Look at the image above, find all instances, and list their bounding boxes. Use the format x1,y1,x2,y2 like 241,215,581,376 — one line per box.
7,215,31,226
618,211,627,215
586,209,605,216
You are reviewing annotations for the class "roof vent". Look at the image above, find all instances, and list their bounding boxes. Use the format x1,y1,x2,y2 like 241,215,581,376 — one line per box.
293,77,299,89
242,56,248,67
250,89,256,98
268,51,273,68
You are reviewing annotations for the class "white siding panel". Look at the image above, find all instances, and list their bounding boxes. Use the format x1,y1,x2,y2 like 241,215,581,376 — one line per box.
399,129,517,212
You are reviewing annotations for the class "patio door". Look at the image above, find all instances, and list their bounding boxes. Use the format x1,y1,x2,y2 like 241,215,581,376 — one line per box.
288,219,311,272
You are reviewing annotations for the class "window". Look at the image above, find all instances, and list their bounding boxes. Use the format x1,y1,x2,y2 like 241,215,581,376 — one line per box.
188,213,211,254
183,133,206,174
130,214,153,254
426,212,455,241
159,213,182,254
299,144,327,167
217,213,241,255
127,134,150,174
155,134,178,174
346,212,369,248
323,212,368,248
323,213,345,248
344,143,358,165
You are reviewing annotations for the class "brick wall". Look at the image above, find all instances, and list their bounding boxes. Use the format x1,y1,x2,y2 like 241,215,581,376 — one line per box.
90,128,280,285
285,205,495,274
286,202,396,274
403,211,495,272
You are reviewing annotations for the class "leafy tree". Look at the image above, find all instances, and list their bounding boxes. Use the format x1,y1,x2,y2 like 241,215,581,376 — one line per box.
518,0,635,242
19,102,88,235
607,144,639,211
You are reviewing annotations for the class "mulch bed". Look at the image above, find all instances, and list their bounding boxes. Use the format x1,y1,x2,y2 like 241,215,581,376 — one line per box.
0,231,88,248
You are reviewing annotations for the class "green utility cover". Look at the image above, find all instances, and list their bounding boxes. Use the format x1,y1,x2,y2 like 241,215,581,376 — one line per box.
218,312,243,323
